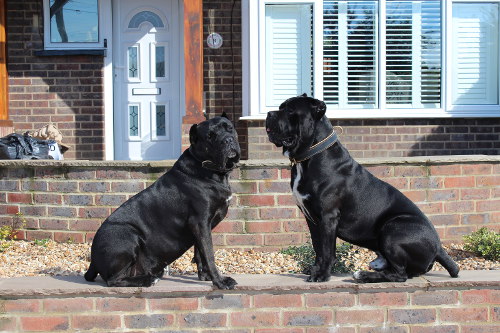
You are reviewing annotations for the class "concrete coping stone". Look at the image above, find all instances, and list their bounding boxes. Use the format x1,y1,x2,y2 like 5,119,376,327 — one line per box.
0,271,497,298
0,155,498,169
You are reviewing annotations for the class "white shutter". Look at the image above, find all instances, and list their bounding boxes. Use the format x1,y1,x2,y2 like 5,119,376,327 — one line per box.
452,3,499,105
265,5,312,108
386,1,441,108
323,1,377,109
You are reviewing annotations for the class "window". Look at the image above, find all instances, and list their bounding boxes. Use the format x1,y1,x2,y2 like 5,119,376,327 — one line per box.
43,0,111,49
243,0,500,118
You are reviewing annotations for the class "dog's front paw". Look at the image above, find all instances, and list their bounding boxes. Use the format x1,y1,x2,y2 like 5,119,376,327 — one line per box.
197,270,212,281
307,271,331,282
353,270,370,283
213,276,237,290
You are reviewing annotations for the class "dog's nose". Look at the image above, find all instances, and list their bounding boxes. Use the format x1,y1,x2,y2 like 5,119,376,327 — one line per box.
223,136,234,144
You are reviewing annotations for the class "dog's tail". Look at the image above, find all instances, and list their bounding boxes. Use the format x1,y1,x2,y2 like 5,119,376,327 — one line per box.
84,262,98,282
436,247,459,278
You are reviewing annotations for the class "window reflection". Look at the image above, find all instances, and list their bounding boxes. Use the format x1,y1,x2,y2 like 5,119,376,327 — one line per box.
50,0,98,43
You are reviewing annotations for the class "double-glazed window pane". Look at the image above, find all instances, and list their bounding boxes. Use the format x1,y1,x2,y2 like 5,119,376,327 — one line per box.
386,1,441,108
265,5,313,108
323,1,377,108
49,0,99,43
452,3,499,105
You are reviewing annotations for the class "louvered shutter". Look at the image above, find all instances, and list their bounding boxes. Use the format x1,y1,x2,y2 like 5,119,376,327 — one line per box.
452,3,499,105
323,1,377,109
385,1,441,108
265,5,313,108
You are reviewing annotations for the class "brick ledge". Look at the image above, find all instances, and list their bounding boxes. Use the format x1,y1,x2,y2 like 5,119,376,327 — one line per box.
0,271,497,297
0,154,498,169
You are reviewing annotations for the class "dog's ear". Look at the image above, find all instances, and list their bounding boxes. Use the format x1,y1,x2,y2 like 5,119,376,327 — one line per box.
221,111,229,119
189,124,198,145
311,98,326,120
301,93,308,97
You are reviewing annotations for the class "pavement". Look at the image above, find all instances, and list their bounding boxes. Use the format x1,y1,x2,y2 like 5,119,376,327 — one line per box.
0,271,498,297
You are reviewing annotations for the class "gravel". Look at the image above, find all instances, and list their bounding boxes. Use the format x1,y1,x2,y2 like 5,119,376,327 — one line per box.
0,240,497,278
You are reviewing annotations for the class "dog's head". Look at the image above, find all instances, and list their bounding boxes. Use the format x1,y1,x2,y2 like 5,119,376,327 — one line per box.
265,94,326,156
189,113,241,172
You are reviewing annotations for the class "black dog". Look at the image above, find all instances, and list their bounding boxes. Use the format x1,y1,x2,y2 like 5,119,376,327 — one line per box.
85,114,240,289
266,95,459,283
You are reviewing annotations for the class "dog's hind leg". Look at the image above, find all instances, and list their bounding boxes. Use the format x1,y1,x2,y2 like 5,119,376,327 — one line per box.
436,247,459,278
107,274,160,287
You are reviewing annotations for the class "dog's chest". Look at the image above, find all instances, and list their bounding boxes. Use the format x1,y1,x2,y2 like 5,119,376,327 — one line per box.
292,164,313,220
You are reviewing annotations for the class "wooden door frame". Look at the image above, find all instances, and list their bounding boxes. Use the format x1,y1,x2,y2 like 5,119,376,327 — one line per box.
182,0,205,124
0,0,12,128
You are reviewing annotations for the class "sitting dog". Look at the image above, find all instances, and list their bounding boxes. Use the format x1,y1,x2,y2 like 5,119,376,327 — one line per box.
85,114,240,289
266,95,459,283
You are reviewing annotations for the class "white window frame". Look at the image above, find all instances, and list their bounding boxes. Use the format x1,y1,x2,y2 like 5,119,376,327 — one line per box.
242,0,500,119
43,0,111,50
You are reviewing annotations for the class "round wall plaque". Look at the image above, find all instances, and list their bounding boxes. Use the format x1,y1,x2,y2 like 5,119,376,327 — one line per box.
207,33,223,49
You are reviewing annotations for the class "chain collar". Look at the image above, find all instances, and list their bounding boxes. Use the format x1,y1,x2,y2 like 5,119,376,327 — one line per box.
289,130,338,166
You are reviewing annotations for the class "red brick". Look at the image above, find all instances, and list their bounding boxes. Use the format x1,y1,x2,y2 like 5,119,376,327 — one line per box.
280,168,291,179
476,176,500,187
226,207,259,220
430,215,460,226
308,328,355,333
7,193,33,204
430,165,461,176
259,181,290,193
359,327,409,333
440,307,488,322
462,214,490,225
202,294,251,309
460,188,490,200
0,317,16,331
72,315,121,330
230,312,279,327
461,289,493,304
21,316,69,331
283,220,308,232
411,291,458,305
359,292,407,306
149,297,199,311
411,325,458,333
260,207,297,219
43,298,93,312
4,299,40,312
385,177,409,190
225,234,263,246
33,193,62,204
283,310,333,326
254,294,303,308
256,329,304,333
212,221,244,233
444,201,474,213
394,166,426,177
476,200,500,212
241,168,279,180
277,194,295,205
410,177,443,189
53,232,84,243
264,233,302,246
428,189,459,201
246,221,281,233
96,297,146,312
306,292,355,308
124,314,174,329
403,190,426,202
462,164,492,175
336,309,384,324
416,202,443,214
366,166,392,178
239,194,275,206
388,309,436,324
462,325,500,333
444,176,475,188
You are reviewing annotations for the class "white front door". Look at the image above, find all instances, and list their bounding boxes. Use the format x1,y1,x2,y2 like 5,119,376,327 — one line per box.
113,0,181,160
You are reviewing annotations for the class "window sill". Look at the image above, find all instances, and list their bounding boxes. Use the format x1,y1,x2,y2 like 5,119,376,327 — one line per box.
34,49,106,57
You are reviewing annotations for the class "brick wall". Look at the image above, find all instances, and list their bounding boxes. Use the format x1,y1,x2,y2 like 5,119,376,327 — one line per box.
0,274,498,332
247,119,500,160
6,0,105,160
0,156,498,248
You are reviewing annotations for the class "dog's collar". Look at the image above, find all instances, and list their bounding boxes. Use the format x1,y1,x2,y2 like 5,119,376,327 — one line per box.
188,147,236,173
289,130,338,166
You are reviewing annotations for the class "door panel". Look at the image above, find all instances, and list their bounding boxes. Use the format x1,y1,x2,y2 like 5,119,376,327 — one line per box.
113,0,180,160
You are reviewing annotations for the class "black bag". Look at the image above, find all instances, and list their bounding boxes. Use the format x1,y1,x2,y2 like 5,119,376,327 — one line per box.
0,133,53,160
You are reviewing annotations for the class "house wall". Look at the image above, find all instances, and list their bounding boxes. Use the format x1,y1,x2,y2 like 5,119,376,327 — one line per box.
4,0,500,161
6,0,105,160
0,156,498,249
202,0,500,160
